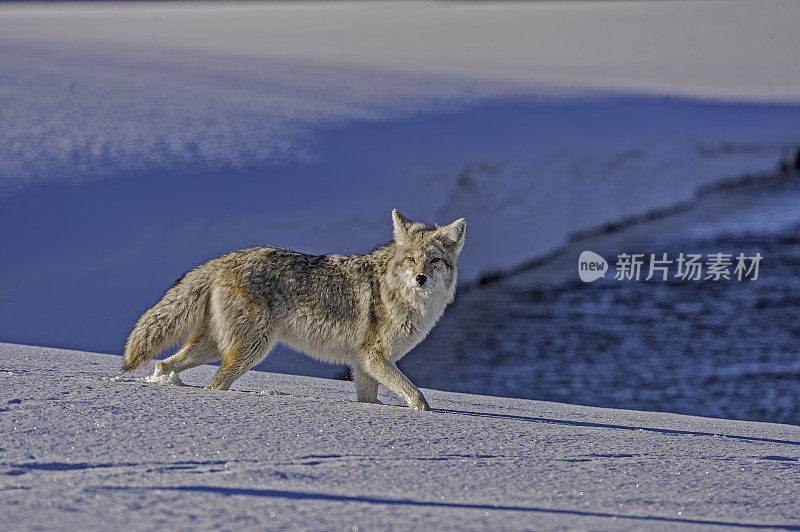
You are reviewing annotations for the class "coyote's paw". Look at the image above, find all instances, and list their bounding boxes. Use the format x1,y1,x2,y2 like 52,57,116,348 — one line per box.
153,361,170,378
408,395,431,411
144,370,184,386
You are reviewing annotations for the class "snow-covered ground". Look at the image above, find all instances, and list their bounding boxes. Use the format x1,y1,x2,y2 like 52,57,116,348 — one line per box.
2,342,799,530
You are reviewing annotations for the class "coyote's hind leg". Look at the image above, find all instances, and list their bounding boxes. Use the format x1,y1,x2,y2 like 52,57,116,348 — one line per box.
206,338,274,391
154,332,221,377
204,283,275,391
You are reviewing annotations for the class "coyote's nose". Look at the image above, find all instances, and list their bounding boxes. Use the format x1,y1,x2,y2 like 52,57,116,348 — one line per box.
415,274,427,286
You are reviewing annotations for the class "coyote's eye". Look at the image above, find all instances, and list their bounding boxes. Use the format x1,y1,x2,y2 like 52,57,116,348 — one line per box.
430,258,441,263
406,257,415,263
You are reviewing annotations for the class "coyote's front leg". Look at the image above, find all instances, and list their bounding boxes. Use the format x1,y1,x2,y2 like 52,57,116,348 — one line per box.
358,350,430,411
353,366,379,404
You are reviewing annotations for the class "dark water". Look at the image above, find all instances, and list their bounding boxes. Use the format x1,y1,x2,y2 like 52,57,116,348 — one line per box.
405,176,800,425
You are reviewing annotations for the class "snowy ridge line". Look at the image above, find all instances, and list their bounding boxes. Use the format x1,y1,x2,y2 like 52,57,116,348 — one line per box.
470,166,800,289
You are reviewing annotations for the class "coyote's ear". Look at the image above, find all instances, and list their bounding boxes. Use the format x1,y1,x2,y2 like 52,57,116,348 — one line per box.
392,209,413,243
439,218,466,255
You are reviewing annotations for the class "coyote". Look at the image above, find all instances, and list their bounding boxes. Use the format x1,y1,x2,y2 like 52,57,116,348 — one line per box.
123,210,465,410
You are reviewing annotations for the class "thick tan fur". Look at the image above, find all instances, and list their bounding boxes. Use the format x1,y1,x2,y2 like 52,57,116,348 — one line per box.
123,210,465,410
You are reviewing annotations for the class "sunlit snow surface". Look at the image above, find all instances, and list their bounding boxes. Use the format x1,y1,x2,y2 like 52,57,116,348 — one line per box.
2,343,799,530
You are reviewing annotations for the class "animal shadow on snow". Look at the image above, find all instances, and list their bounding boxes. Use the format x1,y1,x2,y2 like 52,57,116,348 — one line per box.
96,485,800,530
432,408,800,448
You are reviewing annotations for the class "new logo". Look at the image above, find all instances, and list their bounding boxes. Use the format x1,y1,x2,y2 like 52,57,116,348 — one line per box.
578,251,608,283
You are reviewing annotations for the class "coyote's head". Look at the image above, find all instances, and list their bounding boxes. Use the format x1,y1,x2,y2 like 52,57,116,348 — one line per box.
387,209,466,301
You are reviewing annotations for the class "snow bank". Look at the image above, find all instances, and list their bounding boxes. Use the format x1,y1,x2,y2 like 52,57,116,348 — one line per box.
2,342,799,530
1,1,799,361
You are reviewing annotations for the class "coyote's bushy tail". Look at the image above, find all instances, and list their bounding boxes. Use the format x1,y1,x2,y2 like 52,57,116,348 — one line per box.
122,273,208,372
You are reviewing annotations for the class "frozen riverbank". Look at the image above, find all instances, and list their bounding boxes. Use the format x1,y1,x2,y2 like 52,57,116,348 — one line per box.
405,172,800,425
2,343,799,530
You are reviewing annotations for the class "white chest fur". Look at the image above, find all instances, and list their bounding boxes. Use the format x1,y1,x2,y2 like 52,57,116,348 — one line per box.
387,287,451,361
